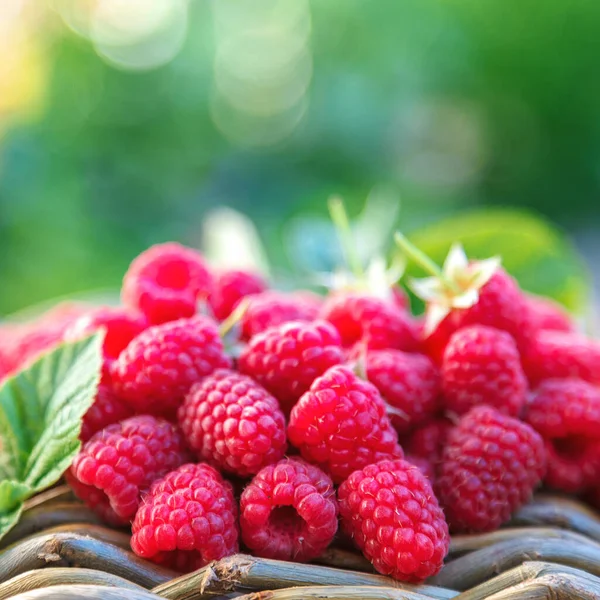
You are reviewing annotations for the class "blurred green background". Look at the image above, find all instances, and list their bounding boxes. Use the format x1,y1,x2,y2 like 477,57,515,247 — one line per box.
1,0,599,316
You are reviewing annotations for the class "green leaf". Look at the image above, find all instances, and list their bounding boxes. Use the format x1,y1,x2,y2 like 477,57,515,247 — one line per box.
0,332,103,493
402,209,590,313
0,481,30,539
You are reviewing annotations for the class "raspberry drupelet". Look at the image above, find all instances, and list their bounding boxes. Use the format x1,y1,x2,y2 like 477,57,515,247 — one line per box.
437,406,546,532
240,458,338,562
366,349,440,434
67,416,189,525
523,330,600,387
319,292,419,352
441,325,527,417
80,384,134,442
178,369,287,477
524,378,600,493
288,365,403,484
122,242,213,325
131,463,238,572
338,459,449,581
524,294,575,334
209,269,267,321
238,320,344,414
240,292,321,341
111,315,231,416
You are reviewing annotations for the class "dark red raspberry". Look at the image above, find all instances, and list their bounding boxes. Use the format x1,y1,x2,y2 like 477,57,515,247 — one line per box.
441,325,527,417
238,320,344,413
240,292,320,341
131,463,238,572
524,378,600,493
122,243,213,325
338,459,449,582
405,455,435,480
525,294,574,333
437,406,546,532
423,269,532,363
366,350,440,434
319,292,419,352
80,384,134,442
111,315,231,416
288,365,403,484
65,306,147,379
240,458,338,562
178,369,287,477
402,418,453,466
523,330,600,387
209,269,267,321
67,416,189,525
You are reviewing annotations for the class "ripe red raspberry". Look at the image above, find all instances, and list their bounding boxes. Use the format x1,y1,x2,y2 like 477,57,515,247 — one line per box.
402,418,453,466
523,330,600,387
65,307,147,380
122,242,213,325
240,292,320,341
5,302,88,375
238,320,344,413
319,292,419,352
131,463,238,572
437,406,546,532
441,325,527,417
338,459,449,582
209,269,267,321
423,269,532,363
80,384,134,442
67,416,189,525
288,365,403,484
524,378,600,493
525,294,574,333
178,369,287,477
240,458,338,562
111,315,232,416
366,350,440,434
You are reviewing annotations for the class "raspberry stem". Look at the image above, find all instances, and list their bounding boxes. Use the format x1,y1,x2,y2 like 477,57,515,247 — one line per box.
328,196,364,280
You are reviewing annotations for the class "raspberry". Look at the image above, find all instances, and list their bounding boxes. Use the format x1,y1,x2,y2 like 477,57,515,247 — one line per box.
338,459,449,582
319,292,419,352
402,418,453,466
441,325,527,417
238,320,344,413
524,378,600,493
405,455,435,481
131,463,238,572
523,330,600,386
67,416,189,525
209,269,267,321
65,307,147,379
111,315,232,416
525,294,575,333
366,350,440,434
437,406,546,532
423,269,532,363
240,458,338,562
122,243,213,325
240,292,320,341
80,384,134,442
288,365,403,484
178,369,287,477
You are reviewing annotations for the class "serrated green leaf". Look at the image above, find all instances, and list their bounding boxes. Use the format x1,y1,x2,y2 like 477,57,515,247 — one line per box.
0,481,30,540
401,209,590,313
0,332,103,493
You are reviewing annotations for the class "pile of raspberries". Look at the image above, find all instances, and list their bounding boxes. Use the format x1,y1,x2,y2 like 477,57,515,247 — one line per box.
2,241,600,583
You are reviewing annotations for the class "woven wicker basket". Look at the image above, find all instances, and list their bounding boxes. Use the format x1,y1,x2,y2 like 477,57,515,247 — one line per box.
2,486,600,599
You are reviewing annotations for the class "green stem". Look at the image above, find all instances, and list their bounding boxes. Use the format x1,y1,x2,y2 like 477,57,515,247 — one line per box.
328,196,363,279
394,232,443,278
